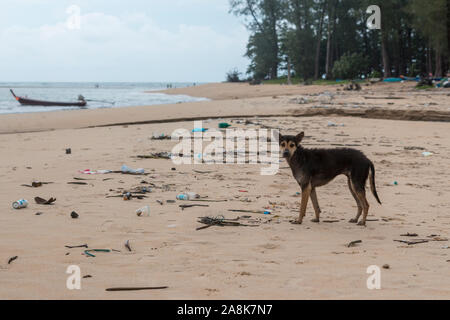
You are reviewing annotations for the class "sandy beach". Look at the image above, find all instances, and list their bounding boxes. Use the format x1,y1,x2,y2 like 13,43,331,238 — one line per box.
1,82,449,300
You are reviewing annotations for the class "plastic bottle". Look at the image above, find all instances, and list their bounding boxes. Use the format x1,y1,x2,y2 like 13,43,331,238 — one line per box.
136,205,150,217
12,199,28,209
176,192,200,201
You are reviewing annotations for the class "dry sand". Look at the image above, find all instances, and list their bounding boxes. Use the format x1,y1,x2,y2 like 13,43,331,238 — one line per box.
0,82,449,299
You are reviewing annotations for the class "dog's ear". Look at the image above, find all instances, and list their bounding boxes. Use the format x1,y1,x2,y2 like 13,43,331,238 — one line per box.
278,132,283,144
295,132,305,145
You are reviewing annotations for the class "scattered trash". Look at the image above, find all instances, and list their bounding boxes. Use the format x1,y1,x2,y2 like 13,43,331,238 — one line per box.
68,182,88,185
196,215,258,230
228,209,266,214
176,192,200,201
327,121,345,127
394,239,428,245
84,249,111,257
422,152,433,157
35,212,43,216
382,264,390,269
323,220,340,223
79,169,112,175
65,244,88,249
401,233,418,237
179,204,209,210
123,192,132,201
34,197,56,205
219,123,231,129
21,181,53,188
121,165,145,175
393,181,399,186
347,240,362,248
66,148,72,155
83,275,92,279
192,128,208,133
136,206,150,217
125,240,132,252
263,210,271,215
136,152,171,160
166,200,176,204
151,133,170,140
106,286,168,292
8,256,18,265
71,211,79,219
343,81,361,91
12,199,28,209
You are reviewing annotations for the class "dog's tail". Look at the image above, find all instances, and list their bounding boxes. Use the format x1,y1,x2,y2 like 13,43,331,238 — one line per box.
369,163,382,205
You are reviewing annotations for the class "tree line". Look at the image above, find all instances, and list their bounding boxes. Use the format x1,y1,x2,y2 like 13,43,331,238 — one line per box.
229,0,450,81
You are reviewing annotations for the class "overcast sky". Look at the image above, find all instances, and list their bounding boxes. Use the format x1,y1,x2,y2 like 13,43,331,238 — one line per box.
0,0,250,82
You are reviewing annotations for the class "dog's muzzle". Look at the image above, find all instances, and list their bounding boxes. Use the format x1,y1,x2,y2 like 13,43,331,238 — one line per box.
282,150,290,158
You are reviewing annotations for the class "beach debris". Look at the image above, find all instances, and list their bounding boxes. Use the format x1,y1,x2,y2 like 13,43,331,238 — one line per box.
404,146,425,151
394,239,428,245
84,249,111,257
136,152,172,160
327,121,345,127
401,233,418,237
347,240,362,248
34,197,56,205
66,148,72,155
21,181,53,188
219,122,231,129
121,165,145,175
382,264,390,269
79,169,112,175
393,181,399,186
192,128,208,133
422,152,433,157
343,81,361,91
71,211,79,219
35,212,43,216
83,275,92,279
125,240,132,252
105,286,168,292
67,182,88,185
151,133,170,140
228,209,266,215
8,256,18,265
323,219,340,223
166,200,176,204
136,206,150,217
12,199,29,209
179,204,209,210
176,192,200,201
196,215,258,230
123,192,132,200
65,244,88,249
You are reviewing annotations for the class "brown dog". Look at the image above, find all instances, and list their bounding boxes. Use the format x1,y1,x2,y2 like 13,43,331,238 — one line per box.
279,132,381,226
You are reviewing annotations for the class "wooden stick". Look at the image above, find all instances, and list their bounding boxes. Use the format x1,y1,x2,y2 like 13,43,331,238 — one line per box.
106,286,168,292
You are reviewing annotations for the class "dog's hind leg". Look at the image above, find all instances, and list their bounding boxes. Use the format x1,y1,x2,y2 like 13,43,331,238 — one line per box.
348,178,363,223
310,188,321,223
354,187,370,226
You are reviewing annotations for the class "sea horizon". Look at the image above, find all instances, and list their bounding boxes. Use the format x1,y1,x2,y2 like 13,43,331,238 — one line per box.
0,81,208,115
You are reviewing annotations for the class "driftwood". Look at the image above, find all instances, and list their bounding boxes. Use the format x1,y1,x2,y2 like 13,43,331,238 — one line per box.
106,286,168,292
196,216,258,230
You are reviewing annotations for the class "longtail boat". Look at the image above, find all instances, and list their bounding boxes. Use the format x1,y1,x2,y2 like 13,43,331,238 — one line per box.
10,89,87,107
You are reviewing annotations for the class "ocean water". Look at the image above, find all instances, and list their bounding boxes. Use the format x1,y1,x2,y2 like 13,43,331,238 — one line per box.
0,82,208,114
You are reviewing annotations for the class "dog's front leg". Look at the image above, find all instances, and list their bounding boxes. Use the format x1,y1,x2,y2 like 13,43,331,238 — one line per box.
295,183,312,224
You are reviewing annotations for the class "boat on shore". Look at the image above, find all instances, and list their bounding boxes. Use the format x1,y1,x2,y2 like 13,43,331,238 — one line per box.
10,89,87,107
